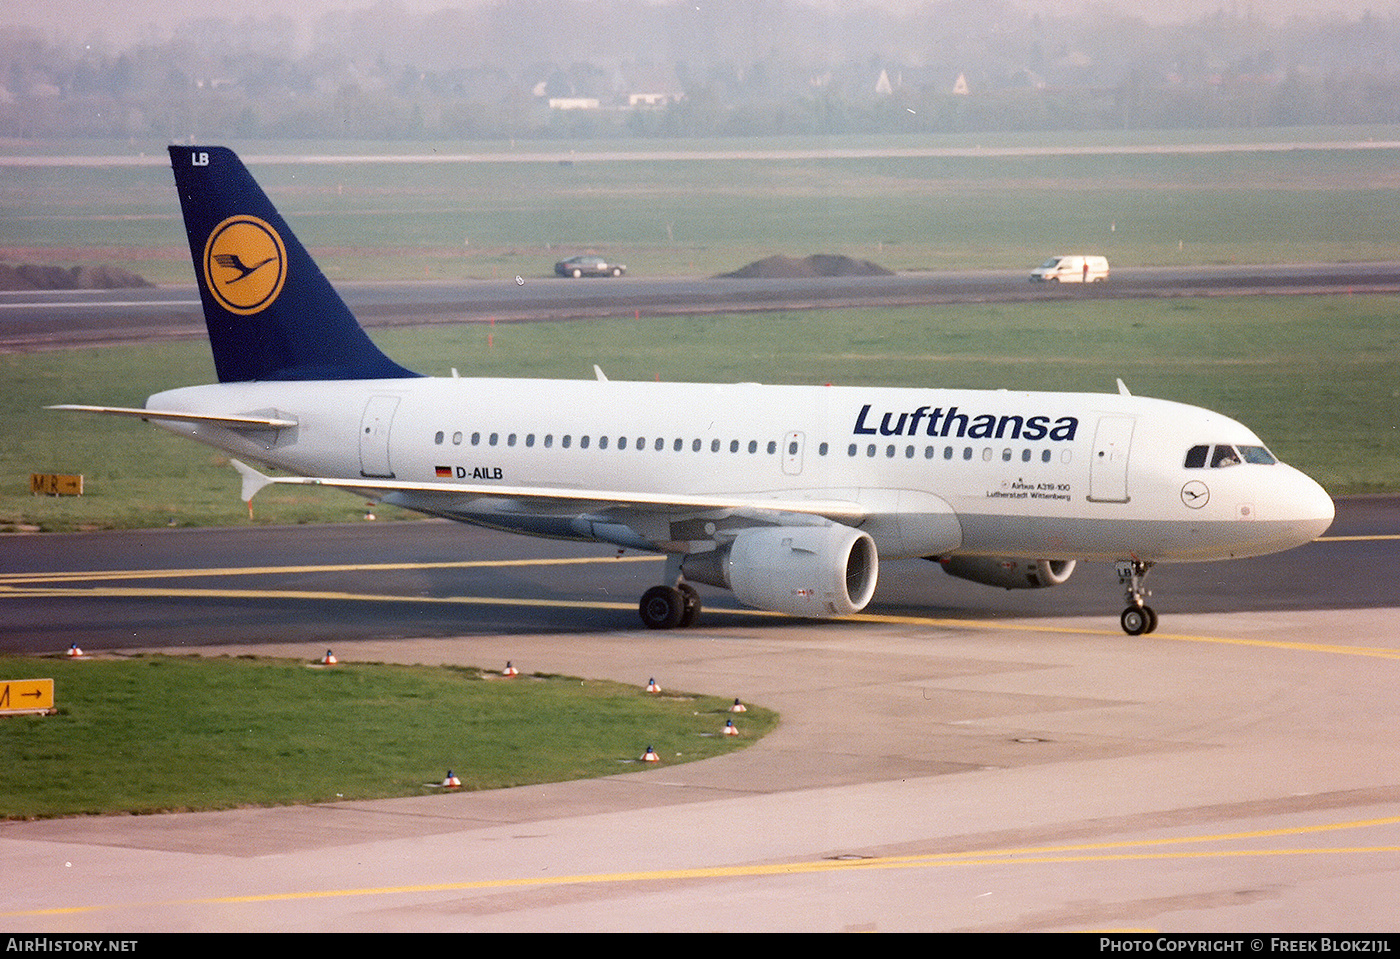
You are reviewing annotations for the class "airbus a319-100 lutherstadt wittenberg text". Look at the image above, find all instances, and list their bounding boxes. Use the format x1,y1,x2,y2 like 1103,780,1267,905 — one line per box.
55,147,1335,635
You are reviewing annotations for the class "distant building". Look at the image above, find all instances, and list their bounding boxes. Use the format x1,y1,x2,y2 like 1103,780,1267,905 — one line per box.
628,92,682,107
548,97,601,111
952,73,969,95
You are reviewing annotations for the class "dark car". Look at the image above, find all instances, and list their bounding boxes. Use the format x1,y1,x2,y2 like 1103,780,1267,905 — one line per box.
555,255,626,278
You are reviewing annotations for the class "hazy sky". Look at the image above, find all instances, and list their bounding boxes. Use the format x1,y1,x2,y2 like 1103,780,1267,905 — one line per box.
7,0,1399,48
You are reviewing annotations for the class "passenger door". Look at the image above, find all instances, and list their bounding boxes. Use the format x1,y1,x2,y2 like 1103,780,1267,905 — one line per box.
1088,415,1134,503
359,395,400,478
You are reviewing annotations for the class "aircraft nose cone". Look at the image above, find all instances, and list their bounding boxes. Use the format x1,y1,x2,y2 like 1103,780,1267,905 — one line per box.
1291,469,1335,542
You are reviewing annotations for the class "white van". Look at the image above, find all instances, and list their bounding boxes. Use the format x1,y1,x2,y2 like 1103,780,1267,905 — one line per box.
1030,255,1109,283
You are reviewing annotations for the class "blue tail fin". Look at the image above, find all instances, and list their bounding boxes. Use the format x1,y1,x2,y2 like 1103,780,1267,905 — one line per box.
168,146,418,383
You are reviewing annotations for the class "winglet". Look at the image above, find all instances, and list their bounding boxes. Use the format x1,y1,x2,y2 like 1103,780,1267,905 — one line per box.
231,459,274,503
1116,378,1132,396
594,364,608,382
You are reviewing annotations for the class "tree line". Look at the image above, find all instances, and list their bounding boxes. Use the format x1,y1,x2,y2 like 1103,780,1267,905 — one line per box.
3,2,1399,140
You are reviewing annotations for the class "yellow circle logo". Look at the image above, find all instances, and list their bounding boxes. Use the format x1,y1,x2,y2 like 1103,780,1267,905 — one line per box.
202,215,287,315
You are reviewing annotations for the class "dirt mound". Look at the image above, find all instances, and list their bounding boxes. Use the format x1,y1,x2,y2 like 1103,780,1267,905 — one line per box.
719,254,894,279
0,263,154,291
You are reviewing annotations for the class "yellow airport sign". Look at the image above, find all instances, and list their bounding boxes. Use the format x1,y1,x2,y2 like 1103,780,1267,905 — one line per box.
0,679,55,716
31,473,84,496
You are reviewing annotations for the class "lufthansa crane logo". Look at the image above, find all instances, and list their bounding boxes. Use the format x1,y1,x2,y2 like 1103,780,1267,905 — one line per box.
202,215,287,315
1181,480,1210,509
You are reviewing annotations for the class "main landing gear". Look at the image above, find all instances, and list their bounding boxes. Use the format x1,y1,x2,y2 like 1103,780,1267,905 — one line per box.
639,582,700,629
1116,559,1158,635
638,555,701,630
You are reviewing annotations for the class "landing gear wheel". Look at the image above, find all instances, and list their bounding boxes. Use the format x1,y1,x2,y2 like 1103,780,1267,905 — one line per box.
1120,604,1158,636
1115,559,1158,635
677,582,701,628
639,585,685,630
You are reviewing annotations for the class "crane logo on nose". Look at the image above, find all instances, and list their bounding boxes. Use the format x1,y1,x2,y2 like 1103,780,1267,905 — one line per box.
1181,480,1209,509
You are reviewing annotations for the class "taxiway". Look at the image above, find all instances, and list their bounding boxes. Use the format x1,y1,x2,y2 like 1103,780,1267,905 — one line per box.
1,503,1397,932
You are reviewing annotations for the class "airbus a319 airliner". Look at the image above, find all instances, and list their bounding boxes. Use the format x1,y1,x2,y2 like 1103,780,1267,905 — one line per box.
56,146,1335,634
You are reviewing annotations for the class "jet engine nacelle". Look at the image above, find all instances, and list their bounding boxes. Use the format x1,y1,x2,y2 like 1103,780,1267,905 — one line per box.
682,523,878,618
936,556,1077,590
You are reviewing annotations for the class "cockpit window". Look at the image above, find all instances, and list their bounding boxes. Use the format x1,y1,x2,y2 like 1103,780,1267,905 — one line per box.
1210,445,1241,468
1185,443,1277,468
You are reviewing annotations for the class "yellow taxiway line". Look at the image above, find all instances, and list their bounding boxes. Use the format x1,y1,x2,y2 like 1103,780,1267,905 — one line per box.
8,814,1400,919
4,552,1400,658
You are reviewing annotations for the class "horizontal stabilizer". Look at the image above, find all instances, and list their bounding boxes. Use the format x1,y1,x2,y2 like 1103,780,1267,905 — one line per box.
49,405,297,429
230,459,276,503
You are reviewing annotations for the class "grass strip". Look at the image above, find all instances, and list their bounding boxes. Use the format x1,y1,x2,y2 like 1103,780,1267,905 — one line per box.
0,653,775,819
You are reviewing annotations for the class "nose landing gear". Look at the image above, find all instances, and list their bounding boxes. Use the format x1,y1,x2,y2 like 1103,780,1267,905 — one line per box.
1116,559,1158,635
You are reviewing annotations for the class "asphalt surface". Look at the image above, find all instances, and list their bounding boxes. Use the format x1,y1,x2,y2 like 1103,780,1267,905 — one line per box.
5,262,1400,351
1,513,1397,931
0,496,1392,652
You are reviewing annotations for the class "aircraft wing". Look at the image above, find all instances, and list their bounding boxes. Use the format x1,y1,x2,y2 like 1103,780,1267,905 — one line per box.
50,405,298,429
231,459,866,524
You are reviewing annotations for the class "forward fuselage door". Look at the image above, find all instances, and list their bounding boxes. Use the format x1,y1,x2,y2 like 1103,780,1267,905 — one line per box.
1088,414,1135,503
782,431,805,476
359,395,400,478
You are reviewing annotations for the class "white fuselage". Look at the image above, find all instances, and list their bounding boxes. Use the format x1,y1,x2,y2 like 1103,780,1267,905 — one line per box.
146,375,1335,566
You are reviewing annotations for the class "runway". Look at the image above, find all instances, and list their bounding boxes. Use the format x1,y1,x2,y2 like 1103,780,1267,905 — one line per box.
5,261,1400,351
1,502,1399,932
